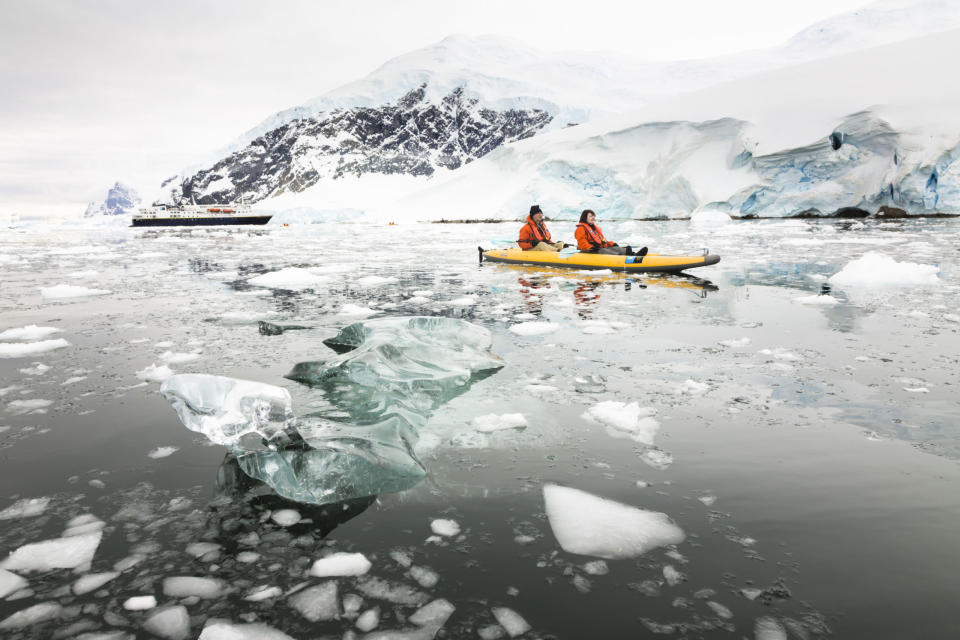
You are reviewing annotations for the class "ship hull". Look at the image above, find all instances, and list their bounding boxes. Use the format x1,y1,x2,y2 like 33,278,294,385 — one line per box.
131,216,272,227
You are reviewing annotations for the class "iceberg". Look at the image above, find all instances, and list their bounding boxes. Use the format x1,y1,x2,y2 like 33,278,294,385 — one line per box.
161,317,503,506
160,374,296,449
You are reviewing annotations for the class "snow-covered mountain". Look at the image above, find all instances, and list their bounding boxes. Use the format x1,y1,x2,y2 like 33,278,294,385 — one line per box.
394,27,960,221
163,0,960,217
170,86,552,205
84,182,141,217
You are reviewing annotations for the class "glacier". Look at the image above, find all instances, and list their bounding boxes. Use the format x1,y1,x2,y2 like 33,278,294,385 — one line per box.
160,316,503,505
382,28,960,222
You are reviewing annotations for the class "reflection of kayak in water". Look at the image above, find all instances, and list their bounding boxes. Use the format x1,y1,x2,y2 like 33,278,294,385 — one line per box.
479,247,720,273
489,262,718,294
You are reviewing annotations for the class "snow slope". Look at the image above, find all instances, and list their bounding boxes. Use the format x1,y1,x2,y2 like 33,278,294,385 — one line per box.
387,27,960,221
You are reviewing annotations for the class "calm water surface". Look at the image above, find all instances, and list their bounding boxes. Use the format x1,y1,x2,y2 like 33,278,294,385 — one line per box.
0,218,957,639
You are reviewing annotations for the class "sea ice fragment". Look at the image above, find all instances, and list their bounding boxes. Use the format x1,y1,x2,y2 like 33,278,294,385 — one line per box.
310,552,371,577
543,484,684,559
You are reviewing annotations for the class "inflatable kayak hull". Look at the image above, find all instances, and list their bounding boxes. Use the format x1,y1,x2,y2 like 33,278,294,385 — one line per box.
480,248,720,273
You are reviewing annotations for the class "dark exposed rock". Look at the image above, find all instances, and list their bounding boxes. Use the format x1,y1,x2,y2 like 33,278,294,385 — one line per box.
877,205,908,217
173,85,553,205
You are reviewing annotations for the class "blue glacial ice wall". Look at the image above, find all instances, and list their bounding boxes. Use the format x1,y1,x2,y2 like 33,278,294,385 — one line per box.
524,112,960,219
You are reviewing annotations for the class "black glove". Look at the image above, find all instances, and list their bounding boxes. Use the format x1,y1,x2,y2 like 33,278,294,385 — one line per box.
563,243,573,249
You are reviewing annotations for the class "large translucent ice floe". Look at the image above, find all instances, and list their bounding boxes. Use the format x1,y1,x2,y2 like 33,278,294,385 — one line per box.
160,374,295,448
162,317,502,506
543,484,685,559
0,325,61,341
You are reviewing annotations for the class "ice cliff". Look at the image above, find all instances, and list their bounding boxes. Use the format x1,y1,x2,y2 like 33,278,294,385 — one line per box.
160,317,503,505
392,27,960,221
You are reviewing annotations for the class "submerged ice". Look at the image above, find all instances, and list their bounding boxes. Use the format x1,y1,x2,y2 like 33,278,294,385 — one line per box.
161,316,503,505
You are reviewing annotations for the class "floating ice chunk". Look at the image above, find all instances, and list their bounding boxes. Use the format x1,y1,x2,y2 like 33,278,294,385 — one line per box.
144,605,191,640
431,519,461,537
310,552,371,577
582,560,609,575
663,565,685,586
719,337,751,348
1,531,101,572
343,592,364,616
543,484,685,559
355,576,428,605
248,267,328,290
641,448,673,469
471,413,528,433
160,374,295,448
829,252,939,287
408,565,439,588
0,339,70,358
40,284,110,298
356,607,380,631
72,571,119,595
288,582,339,621
582,401,659,445
236,552,260,563
243,585,282,601
741,587,763,600
124,595,157,610
199,621,296,640
358,275,399,288
758,348,801,361
61,375,87,385
0,325,61,341
707,601,734,619
68,269,99,278
698,495,717,506
676,380,709,395
794,294,840,305
0,602,62,630
410,598,455,628
162,577,225,599
137,364,174,382
6,398,52,414
19,362,50,376
64,514,105,537
113,554,146,574
159,351,200,364
337,303,379,318
509,321,560,336
148,446,179,459
390,550,413,568
270,509,302,527
754,616,788,640
0,497,50,520
904,387,930,393
944,314,960,323
491,607,531,638
0,569,28,599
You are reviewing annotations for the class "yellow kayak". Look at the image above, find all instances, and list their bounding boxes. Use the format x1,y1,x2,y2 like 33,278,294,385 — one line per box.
479,247,720,273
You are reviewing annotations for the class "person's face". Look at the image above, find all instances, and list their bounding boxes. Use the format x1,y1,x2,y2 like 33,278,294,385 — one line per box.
533,212,543,222
587,212,596,224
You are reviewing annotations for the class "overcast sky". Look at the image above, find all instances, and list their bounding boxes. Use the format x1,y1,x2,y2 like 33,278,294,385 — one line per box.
0,0,874,218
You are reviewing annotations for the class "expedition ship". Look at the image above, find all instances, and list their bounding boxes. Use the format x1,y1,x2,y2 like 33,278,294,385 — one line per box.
132,203,272,227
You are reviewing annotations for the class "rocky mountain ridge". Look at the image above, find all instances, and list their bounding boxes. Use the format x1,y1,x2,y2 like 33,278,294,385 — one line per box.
169,85,551,205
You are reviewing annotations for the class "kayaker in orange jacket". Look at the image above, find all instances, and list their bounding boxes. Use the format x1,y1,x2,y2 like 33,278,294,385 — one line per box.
518,205,565,251
575,209,646,256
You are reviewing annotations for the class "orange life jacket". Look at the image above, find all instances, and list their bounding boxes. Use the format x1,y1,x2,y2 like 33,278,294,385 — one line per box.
518,215,552,250
575,222,614,251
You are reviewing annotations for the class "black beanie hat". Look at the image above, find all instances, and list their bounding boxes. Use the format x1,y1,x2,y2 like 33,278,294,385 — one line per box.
530,205,542,215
